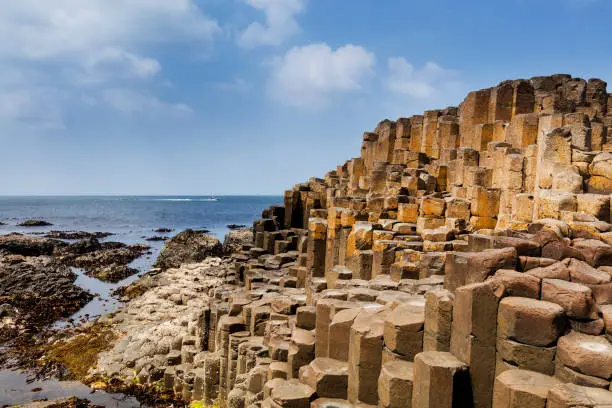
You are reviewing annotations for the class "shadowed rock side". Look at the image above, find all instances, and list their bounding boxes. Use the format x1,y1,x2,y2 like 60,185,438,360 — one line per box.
87,74,612,408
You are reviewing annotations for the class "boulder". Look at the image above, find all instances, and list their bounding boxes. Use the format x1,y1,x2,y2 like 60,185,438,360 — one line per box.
154,229,223,270
223,229,254,254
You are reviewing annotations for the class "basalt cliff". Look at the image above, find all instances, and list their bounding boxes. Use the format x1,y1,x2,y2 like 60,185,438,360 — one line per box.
93,74,612,408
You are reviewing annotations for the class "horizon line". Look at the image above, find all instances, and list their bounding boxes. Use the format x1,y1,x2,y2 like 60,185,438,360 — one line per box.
0,194,285,197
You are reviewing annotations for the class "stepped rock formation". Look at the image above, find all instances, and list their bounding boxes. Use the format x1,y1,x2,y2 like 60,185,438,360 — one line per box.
96,74,612,408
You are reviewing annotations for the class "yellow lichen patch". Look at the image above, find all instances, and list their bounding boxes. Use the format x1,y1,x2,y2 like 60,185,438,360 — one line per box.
42,323,117,380
190,399,222,408
89,380,108,390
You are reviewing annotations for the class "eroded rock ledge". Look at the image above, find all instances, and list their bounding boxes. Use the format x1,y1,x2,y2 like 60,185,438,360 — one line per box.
90,74,612,408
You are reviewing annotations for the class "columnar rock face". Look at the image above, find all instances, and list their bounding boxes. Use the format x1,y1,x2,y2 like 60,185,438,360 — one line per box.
98,75,612,408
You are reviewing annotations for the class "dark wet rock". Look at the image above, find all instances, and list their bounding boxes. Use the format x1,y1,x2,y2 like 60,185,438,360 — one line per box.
45,231,114,240
0,255,92,335
113,269,163,300
223,228,254,254
227,224,247,230
153,229,223,270
55,239,149,282
18,219,54,227
63,237,103,256
0,233,67,256
154,227,173,233
100,241,127,250
21,396,93,407
89,265,139,283
145,236,168,242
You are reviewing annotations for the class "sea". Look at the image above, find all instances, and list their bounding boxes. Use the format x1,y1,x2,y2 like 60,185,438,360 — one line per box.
0,195,283,243
0,195,282,406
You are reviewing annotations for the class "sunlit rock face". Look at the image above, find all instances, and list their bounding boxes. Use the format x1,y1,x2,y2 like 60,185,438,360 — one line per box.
91,75,612,408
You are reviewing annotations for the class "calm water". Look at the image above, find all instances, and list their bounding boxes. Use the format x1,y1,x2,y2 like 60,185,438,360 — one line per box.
0,369,142,407
0,196,281,406
0,195,282,243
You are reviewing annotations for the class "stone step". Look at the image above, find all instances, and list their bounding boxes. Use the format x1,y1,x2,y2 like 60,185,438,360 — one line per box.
299,357,349,399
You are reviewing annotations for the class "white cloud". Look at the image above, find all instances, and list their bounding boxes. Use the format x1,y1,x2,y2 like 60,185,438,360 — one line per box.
386,58,458,98
268,43,376,107
238,0,305,48
102,89,192,115
75,48,162,86
0,0,218,127
0,0,220,60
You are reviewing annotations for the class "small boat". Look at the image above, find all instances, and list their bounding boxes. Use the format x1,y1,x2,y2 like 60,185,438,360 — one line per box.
202,194,219,202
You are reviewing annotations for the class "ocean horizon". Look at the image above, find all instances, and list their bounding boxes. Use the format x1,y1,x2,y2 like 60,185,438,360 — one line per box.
0,194,283,272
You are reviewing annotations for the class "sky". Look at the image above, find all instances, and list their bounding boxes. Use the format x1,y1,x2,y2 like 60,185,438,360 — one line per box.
0,0,611,195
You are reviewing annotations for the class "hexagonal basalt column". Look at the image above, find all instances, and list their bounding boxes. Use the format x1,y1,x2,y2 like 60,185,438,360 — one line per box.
411,351,470,408
492,369,561,408
299,357,349,399
378,361,414,408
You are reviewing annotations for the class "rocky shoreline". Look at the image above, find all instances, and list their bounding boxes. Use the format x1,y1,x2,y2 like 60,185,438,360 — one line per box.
0,233,154,338
3,73,612,408
0,227,253,407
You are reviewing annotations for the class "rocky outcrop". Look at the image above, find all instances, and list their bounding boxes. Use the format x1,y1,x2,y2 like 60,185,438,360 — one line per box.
56,240,149,282
18,220,53,227
227,224,247,230
154,227,174,233
223,228,253,254
154,229,223,270
44,231,113,240
89,74,612,408
0,233,67,256
145,236,168,242
0,255,92,336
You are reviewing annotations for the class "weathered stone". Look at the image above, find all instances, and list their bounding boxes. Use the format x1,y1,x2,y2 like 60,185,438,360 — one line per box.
411,351,470,408
496,338,556,375
445,248,517,292
299,358,349,399
347,311,385,405
497,297,566,347
541,279,598,319
296,306,316,331
492,269,541,299
554,358,611,389
288,328,315,379
451,280,504,408
269,379,315,408
547,383,612,408
492,369,561,408
378,361,414,408
383,304,424,359
423,289,454,352
556,332,612,380
329,308,361,362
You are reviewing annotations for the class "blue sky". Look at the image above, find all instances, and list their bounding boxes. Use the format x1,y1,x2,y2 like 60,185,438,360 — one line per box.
0,0,610,195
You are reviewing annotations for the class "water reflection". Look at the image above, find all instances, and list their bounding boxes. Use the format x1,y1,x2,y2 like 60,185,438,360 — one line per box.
0,369,143,407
